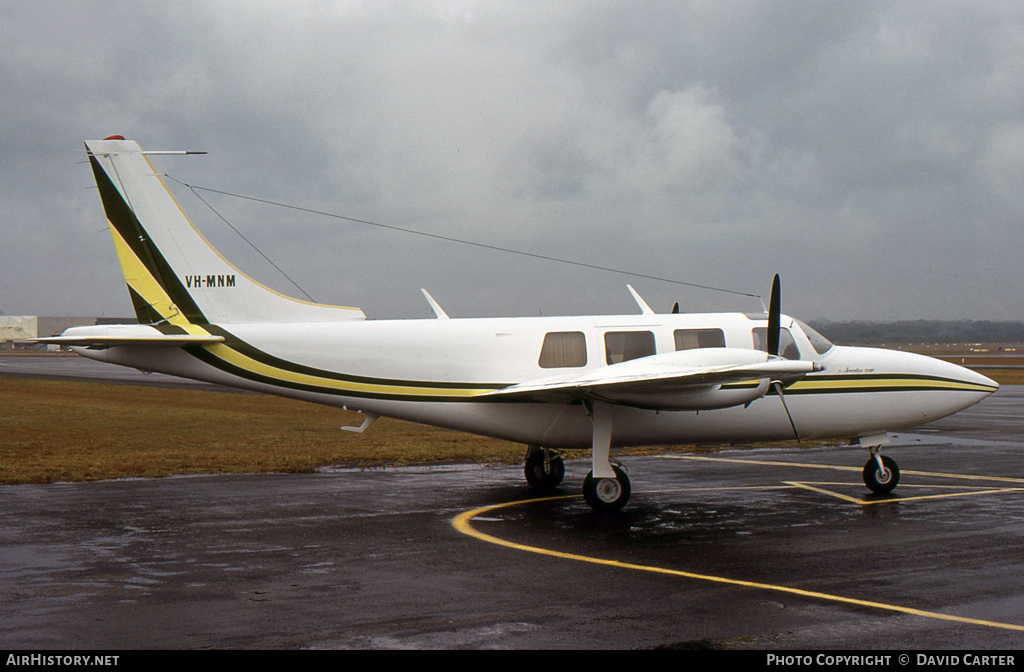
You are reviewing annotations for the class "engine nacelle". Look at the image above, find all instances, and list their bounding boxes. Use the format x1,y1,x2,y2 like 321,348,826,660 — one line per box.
602,377,770,411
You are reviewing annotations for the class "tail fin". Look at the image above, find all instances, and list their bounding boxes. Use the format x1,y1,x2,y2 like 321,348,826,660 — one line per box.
85,138,365,325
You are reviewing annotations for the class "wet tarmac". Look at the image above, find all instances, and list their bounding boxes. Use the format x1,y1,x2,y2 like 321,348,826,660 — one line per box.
2,357,1023,649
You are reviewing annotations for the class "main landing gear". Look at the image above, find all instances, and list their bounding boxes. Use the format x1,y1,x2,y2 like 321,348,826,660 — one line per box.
863,449,900,494
583,463,631,513
522,401,633,513
524,445,565,490
523,445,632,512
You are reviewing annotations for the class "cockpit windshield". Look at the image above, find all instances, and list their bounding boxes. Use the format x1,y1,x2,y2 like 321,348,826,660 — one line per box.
793,319,834,355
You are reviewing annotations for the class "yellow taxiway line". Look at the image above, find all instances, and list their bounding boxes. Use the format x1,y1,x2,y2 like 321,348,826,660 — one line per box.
452,459,1024,633
664,454,1024,504
666,454,1024,485
785,480,1024,505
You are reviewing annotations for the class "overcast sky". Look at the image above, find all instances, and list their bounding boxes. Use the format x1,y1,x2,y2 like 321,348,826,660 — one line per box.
2,1,1022,323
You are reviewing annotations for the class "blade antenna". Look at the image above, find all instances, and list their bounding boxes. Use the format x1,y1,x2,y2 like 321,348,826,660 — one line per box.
626,285,655,315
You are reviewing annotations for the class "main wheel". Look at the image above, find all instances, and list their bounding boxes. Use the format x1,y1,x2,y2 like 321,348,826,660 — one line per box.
863,455,900,494
524,450,565,490
583,465,631,512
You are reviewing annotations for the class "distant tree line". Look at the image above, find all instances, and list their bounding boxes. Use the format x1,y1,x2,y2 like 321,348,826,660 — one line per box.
808,320,1024,345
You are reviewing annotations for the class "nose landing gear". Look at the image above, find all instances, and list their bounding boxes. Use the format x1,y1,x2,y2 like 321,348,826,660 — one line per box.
863,450,900,494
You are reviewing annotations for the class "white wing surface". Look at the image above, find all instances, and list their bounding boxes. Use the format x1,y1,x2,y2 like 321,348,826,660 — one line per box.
482,347,820,411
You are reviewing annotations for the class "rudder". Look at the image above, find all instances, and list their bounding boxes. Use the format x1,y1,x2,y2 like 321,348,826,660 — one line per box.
86,138,365,325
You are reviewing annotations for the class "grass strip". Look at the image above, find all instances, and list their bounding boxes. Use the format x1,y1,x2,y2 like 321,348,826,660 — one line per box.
0,377,534,484
4,364,1013,485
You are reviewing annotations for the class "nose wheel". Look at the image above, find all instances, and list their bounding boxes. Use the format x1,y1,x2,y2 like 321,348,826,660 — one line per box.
863,453,900,494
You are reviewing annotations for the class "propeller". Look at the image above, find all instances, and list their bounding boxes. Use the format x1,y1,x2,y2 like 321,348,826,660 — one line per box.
765,274,800,441
767,273,780,357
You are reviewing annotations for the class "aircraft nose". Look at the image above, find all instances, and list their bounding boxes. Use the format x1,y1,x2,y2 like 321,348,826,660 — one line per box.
832,346,999,426
907,350,999,412
960,366,999,392
848,347,998,394
930,354,999,393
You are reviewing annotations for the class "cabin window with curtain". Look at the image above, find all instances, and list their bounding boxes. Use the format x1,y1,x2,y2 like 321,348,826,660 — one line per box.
538,331,588,368
674,328,726,350
752,327,801,360
604,331,656,364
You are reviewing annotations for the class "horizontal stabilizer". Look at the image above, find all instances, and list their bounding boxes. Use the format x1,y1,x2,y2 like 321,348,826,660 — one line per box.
31,324,223,349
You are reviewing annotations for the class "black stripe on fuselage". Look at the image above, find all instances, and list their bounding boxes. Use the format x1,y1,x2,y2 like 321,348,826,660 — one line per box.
182,343,516,402
199,324,511,391
181,329,993,403
771,373,996,395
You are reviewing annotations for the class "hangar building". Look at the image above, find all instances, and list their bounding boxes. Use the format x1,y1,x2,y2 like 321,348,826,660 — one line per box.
0,317,135,349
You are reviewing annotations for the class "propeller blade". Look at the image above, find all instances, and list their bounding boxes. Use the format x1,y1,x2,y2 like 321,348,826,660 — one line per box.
767,274,780,357
767,277,798,442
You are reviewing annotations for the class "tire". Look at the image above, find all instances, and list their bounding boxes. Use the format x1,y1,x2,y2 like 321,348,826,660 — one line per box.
863,455,900,494
583,465,631,512
524,450,565,490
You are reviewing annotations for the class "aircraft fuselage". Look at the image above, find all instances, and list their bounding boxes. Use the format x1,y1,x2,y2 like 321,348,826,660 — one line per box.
73,311,997,449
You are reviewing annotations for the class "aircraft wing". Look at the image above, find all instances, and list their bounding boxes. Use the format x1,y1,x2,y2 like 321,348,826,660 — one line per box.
481,347,820,411
30,324,224,349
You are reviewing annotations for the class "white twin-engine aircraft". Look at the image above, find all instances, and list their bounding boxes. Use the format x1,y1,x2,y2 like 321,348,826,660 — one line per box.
40,137,999,511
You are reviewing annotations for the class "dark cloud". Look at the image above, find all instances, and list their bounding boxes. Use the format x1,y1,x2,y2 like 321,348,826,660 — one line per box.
2,1,1022,321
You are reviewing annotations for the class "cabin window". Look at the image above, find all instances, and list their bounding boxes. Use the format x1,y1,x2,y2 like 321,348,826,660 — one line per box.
674,328,726,351
604,331,656,365
538,331,588,368
752,327,801,360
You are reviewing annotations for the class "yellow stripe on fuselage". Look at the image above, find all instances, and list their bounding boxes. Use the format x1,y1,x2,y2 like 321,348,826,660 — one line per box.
788,377,997,394
201,342,496,398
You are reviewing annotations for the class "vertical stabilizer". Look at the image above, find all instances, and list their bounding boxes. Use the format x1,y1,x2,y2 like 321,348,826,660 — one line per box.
85,138,365,325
